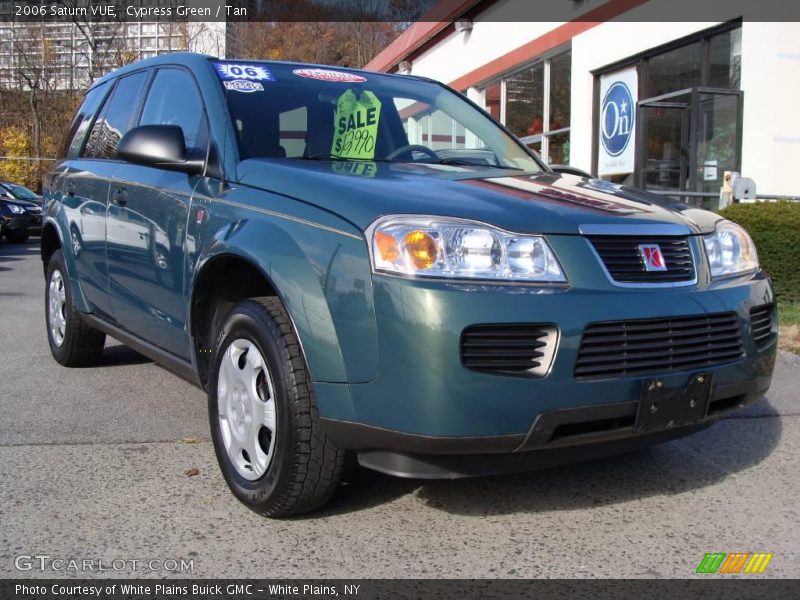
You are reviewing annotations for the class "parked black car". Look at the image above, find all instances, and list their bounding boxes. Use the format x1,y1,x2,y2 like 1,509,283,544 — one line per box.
0,181,42,242
0,181,42,206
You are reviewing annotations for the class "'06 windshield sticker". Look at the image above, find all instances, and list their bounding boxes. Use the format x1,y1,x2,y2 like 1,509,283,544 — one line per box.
331,89,382,160
224,80,264,93
214,62,274,81
294,68,367,83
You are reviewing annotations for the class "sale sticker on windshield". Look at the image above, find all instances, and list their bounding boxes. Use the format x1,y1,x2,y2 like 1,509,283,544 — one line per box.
332,90,382,160
214,62,274,82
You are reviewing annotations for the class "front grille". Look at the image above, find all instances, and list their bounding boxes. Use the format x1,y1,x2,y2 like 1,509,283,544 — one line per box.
588,236,695,284
575,312,743,379
461,324,557,376
750,304,775,348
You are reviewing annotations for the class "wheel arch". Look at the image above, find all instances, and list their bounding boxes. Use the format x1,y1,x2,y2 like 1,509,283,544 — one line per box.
188,246,349,390
40,216,92,314
40,220,62,272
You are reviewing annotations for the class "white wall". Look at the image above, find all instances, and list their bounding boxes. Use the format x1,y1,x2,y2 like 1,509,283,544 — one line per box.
739,22,800,196
404,21,559,85
398,0,621,82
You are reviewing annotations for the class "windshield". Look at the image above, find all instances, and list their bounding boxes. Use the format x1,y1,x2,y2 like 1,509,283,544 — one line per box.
3,183,38,200
214,61,543,172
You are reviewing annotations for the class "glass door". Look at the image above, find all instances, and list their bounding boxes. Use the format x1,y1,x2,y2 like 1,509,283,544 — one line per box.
635,87,742,208
637,100,690,193
695,90,742,198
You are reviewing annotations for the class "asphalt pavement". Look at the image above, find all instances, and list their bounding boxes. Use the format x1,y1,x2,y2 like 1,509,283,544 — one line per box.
1,237,798,579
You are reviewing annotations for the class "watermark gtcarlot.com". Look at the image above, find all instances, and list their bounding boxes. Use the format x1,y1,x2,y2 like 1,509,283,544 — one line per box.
15,554,195,573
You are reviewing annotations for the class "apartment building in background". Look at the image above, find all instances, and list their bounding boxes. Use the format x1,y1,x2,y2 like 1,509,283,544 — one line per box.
0,19,226,90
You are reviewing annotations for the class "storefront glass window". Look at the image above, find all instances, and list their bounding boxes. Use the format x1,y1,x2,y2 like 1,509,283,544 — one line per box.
549,51,571,131
505,62,544,138
484,81,501,121
708,28,742,89
479,49,571,165
547,131,570,165
527,140,542,156
646,41,702,97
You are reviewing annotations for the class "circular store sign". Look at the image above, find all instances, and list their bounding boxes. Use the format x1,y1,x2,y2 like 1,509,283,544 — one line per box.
600,81,635,157
292,68,367,83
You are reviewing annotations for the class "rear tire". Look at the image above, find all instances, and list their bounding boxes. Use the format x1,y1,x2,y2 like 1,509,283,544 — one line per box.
45,249,105,366
208,297,345,517
5,231,29,243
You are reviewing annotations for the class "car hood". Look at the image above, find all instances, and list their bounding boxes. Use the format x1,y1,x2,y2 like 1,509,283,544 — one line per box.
1,197,40,210
237,159,722,235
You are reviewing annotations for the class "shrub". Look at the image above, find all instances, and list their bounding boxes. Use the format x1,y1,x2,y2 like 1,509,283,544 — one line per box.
719,201,800,303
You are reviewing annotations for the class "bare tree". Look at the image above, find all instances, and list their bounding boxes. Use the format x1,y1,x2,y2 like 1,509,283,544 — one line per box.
9,20,59,169
0,18,68,188
231,0,420,68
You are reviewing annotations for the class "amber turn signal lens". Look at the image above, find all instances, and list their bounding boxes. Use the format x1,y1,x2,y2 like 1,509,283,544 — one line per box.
403,230,438,270
375,231,400,262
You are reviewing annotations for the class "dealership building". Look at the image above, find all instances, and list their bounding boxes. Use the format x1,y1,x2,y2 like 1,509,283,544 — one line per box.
365,0,800,202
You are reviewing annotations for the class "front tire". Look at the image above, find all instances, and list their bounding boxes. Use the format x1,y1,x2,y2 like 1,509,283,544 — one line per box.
209,297,345,517
45,249,105,366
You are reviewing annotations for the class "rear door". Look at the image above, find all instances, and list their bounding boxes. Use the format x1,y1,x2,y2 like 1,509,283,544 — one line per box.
106,67,210,359
59,72,150,319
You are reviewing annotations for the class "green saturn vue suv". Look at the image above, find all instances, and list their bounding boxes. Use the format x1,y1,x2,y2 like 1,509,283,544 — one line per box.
41,53,777,516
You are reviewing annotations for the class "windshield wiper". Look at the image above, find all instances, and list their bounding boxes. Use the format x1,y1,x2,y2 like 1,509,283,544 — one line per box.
302,154,527,171
421,157,525,170
304,153,392,162
303,153,350,161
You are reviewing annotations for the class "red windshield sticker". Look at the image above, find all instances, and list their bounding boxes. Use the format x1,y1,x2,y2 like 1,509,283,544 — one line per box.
292,68,367,83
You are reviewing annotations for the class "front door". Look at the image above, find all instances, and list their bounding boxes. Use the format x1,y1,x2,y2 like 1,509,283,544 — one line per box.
106,67,210,360
106,167,194,358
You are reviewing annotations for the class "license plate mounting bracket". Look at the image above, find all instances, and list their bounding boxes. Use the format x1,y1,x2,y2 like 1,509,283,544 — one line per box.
635,372,713,433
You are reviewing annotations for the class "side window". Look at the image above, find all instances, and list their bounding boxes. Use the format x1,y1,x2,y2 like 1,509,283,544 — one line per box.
278,107,307,157
139,68,207,149
63,81,110,159
83,70,149,160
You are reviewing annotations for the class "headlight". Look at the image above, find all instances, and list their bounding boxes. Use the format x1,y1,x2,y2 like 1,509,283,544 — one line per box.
368,216,567,283
6,203,24,214
703,221,759,278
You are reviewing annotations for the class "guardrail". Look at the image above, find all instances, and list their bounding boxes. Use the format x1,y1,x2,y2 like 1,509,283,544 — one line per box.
0,157,58,161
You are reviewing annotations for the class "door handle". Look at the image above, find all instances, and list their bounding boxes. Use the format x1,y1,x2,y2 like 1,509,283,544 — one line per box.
113,186,128,206
66,181,75,197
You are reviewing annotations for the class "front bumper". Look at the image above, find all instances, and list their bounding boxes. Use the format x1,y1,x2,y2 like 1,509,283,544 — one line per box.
324,376,765,478
315,243,777,475
2,214,40,235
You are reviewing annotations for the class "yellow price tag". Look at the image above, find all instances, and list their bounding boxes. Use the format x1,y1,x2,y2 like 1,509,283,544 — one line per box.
331,89,382,160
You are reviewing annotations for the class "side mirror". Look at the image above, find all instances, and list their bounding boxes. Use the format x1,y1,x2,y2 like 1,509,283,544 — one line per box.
117,125,204,176
550,164,593,178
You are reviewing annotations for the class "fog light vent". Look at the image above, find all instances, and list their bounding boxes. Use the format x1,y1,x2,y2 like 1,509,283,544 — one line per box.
460,324,558,377
750,304,775,348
